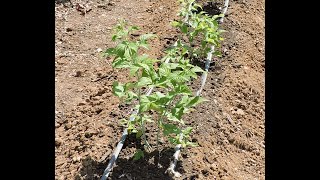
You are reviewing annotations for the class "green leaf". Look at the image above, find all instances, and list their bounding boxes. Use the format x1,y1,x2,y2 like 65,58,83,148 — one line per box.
129,25,139,32
175,95,190,108
158,65,171,77
166,63,180,69
140,34,156,42
115,42,127,57
112,81,125,97
171,21,181,27
186,96,208,108
150,102,162,112
137,77,152,87
133,149,144,160
166,113,181,123
175,84,192,95
168,137,179,145
137,63,151,72
139,95,151,112
128,42,138,55
191,66,204,73
126,91,138,101
129,64,140,76
171,107,184,120
163,124,181,136
103,48,115,57
136,130,143,138
112,35,118,41
181,24,188,34
186,141,198,147
182,127,193,135
112,57,131,68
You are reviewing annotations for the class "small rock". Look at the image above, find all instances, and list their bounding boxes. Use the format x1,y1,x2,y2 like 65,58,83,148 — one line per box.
97,48,103,52
232,63,242,68
233,108,245,115
66,27,73,32
78,102,86,106
85,132,93,138
72,156,82,163
64,123,72,130
74,71,82,77
55,138,63,147
59,175,66,180
92,96,101,101
75,111,82,117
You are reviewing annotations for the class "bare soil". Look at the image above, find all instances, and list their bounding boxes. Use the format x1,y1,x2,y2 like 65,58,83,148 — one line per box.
55,0,265,179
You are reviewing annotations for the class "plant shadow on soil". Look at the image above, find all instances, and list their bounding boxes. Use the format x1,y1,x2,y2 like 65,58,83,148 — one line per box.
76,133,184,180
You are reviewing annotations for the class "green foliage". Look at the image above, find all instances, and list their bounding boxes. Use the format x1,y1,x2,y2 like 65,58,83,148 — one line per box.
133,149,144,160
102,0,225,158
174,0,226,58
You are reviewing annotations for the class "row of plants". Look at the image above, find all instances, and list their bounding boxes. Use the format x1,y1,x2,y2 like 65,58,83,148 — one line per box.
103,0,225,164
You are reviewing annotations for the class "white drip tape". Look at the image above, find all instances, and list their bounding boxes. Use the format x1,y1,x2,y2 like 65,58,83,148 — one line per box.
101,0,229,177
166,0,229,176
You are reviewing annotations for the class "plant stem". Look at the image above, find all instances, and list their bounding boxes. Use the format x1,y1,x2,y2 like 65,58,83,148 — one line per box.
156,94,176,161
136,71,149,151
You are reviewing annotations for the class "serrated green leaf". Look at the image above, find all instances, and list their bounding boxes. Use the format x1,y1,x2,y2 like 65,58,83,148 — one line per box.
140,34,156,42
163,124,181,135
126,91,138,101
112,81,125,97
139,96,151,112
129,64,140,76
133,149,144,160
166,63,180,69
137,63,151,72
112,57,131,68
175,84,192,95
159,68,171,78
175,95,190,108
115,42,126,57
137,77,152,87
166,113,181,123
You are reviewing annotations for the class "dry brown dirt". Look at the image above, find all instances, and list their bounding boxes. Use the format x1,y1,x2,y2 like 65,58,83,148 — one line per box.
55,0,265,179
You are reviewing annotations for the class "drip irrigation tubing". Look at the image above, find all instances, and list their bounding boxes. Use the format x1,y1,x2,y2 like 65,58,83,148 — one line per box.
166,0,229,177
101,0,229,178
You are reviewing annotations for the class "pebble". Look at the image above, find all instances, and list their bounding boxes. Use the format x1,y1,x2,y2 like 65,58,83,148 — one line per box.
55,138,63,147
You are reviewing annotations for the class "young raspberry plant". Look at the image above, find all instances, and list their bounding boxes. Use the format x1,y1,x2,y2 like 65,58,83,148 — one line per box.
103,20,207,160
